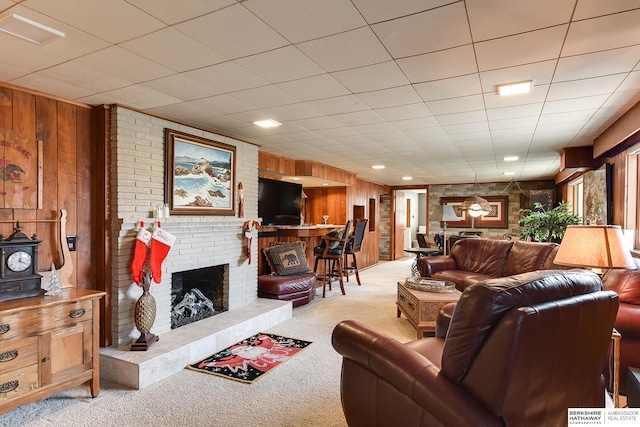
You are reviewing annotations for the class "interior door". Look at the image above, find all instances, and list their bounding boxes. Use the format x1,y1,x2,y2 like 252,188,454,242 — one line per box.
394,190,406,260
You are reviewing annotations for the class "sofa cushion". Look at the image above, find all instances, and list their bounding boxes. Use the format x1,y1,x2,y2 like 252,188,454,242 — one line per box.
602,259,640,304
263,241,310,276
450,238,513,277
441,269,602,384
432,270,492,292
501,241,558,276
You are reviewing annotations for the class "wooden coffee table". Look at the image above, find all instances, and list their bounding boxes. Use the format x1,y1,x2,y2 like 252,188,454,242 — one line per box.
397,281,461,339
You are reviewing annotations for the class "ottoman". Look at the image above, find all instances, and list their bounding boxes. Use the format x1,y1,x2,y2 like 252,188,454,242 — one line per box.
258,271,317,307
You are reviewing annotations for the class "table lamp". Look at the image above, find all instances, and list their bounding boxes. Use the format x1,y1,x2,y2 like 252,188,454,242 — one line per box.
554,225,637,272
432,204,461,256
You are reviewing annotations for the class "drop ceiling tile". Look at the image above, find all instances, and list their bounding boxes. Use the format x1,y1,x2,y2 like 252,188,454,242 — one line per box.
75,46,173,83
466,0,574,42
230,85,300,109
479,61,556,92
373,3,470,58
443,121,490,135
120,28,227,73
125,0,235,25
475,26,567,71
102,85,182,109
349,122,398,135
235,46,325,84
375,103,432,121
554,45,640,82
253,103,324,122
297,27,391,72
277,74,351,102
185,62,268,93
573,0,640,20
547,74,627,101
332,61,410,93
307,94,371,115
541,95,608,114
486,103,543,121
146,102,219,121
0,63,27,81
244,0,365,43
174,4,288,59
489,116,539,130
426,95,485,115
357,85,423,109
11,73,94,100
330,110,384,127
604,91,640,109
290,116,344,131
0,37,66,72
414,74,482,102
141,74,221,101
538,109,598,125
562,9,640,56
193,116,246,130
435,110,487,126
23,0,165,44
397,45,478,83
351,0,450,24
191,94,255,115
34,62,130,93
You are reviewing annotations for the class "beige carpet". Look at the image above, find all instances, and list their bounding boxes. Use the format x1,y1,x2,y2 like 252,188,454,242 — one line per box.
2,258,417,427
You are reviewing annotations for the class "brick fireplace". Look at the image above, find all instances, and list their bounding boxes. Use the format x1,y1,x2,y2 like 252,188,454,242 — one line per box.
100,107,292,389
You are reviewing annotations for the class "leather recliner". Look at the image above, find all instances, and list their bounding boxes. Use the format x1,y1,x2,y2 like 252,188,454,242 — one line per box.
332,270,619,427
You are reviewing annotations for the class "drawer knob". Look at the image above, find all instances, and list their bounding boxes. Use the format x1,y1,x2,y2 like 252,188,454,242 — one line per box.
42,357,50,363
0,324,9,334
0,350,18,362
69,308,85,318
0,380,18,393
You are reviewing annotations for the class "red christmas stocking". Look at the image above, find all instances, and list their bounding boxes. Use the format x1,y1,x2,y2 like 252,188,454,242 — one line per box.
149,225,176,284
131,223,151,284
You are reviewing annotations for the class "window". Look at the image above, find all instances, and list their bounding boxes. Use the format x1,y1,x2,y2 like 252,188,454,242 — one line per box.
568,176,584,221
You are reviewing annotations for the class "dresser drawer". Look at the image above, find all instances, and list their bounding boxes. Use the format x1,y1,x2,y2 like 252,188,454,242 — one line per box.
397,286,418,324
0,364,38,402
0,337,38,376
0,300,93,342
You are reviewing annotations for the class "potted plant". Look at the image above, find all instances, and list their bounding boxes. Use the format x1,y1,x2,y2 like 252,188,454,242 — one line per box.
517,201,582,242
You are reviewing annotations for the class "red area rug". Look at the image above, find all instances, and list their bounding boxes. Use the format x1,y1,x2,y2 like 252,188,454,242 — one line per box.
187,333,312,383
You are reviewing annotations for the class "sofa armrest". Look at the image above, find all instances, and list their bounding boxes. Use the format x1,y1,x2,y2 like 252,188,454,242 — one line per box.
418,255,457,277
332,320,499,427
435,303,457,338
614,303,640,339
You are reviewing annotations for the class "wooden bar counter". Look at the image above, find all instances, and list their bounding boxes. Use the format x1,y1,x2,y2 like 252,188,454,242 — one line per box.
258,225,339,275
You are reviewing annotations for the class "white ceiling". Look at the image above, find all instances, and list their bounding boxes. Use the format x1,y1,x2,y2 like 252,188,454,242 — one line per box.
1,0,640,186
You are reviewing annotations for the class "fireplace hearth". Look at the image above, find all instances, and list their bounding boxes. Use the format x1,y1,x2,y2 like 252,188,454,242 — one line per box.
171,264,228,329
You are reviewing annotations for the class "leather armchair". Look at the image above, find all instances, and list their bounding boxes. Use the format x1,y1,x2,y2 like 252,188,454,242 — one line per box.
332,270,619,427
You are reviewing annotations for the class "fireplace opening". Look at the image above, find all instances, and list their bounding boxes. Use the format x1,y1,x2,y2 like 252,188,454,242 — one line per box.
170,264,228,329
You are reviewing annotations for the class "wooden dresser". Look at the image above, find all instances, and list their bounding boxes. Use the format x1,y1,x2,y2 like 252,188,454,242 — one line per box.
0,289,105,414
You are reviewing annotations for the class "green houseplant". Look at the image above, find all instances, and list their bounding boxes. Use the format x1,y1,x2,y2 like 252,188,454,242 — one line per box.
517,201,582,242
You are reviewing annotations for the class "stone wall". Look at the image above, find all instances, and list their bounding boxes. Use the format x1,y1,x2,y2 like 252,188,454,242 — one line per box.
110,107,259,346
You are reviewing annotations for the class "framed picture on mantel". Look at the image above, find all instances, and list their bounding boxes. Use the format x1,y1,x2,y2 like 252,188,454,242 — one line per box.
165,129,236,216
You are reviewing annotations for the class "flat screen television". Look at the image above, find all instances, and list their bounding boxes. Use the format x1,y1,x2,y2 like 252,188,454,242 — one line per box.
258,178,302,225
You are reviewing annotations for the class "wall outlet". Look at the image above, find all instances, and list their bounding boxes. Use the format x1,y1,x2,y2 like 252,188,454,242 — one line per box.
66,235,76,251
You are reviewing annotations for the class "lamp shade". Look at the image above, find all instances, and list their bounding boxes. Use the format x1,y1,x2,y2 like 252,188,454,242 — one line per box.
554,225,636,269
432,204,460,222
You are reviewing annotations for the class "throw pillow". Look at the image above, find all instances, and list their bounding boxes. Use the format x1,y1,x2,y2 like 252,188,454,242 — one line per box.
264,242,310,276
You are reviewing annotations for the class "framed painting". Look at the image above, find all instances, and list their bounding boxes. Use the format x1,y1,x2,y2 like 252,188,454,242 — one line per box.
475,196,509,229
165,129,236,216
0,129,42,209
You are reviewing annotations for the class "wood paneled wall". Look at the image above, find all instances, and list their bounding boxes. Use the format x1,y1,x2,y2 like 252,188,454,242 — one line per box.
0,85,97,291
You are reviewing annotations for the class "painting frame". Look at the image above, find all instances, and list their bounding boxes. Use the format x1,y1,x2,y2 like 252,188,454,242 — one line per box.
165,129,236,216
441,196,509,229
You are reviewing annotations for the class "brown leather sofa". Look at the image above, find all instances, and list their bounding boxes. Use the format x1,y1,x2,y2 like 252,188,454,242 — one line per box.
332,270,619,427
601,258,640,395
417,238,560,291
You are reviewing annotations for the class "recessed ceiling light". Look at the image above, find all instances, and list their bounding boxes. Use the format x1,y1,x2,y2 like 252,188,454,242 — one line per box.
322,183,329,186
497,81,532,97
503,172,516,176
253,119,282,128
371,165,385,169
503,156,519,162
0,14,65,44
402,176,413,180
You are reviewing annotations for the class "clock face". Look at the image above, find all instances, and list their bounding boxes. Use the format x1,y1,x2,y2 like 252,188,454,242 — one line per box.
7,250,32,272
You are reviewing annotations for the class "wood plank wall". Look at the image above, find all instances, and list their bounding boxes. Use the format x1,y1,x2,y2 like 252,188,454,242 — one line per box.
0,85,97,290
